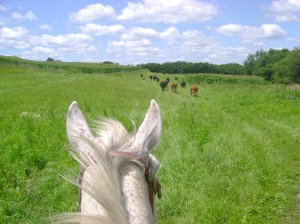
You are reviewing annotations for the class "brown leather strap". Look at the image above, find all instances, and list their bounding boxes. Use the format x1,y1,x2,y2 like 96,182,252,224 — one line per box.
76,166,85,212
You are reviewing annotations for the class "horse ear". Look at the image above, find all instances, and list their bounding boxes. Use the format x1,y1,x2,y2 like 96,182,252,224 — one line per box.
66,101,94,156
134,100,162,152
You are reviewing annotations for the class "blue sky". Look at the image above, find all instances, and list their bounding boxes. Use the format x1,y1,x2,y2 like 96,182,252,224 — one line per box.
0,0,300,65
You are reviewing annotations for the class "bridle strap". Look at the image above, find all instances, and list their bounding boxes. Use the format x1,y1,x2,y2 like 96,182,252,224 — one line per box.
109,151,146,165
76,166,85,212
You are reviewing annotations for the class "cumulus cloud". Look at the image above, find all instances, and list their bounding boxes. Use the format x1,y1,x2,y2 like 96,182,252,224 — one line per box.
160,26,181,40
22,47,62,61
0,26,30,49
69,4,115,23
117,0,218,23
0,39,30,49
270,0,300,14
29,33,93,48
0,26,28,39
28,46,58,55
107,39,161,57
106,27,249,64
105,26,181,63
121,27,159,41
216,24,287,42
173,30,249,63
11,11,38,21
182,30,220,48
28,33,96,55
120,26,182,48
80,23,126,35
267,0,300,22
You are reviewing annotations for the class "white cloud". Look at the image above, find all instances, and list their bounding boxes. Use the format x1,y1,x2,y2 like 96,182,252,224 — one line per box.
175,30,249,63
121,27,159,41
216,24,287,41
182,30,220,48
11,12,23,20
0,39,30,49
39,24,52,31
273,13,300,22
24,11,38,21
80,23,126,35
11,11,38,21
267,0,300,22
22,47,62,60
270,0,300,14
69,4,115,23
120,26,181,47
28,33,97,55
0,26,30,49
29,46,58,54
117,0,218,23
29,33,93,48
58,45,97,54
106,27,249,64
0,26,28,39
107,39,161,57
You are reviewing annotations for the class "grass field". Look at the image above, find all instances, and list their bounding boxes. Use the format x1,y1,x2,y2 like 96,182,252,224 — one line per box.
0,60,300,223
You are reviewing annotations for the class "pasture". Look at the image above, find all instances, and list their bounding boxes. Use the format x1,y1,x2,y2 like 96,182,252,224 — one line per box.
0,60,300,223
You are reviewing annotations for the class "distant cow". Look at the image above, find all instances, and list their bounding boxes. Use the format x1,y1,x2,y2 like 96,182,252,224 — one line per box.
189,84,198,96
164,79,169,88
153,76,160,82
160,81,166,91
171,82,177,93
181,81,186,88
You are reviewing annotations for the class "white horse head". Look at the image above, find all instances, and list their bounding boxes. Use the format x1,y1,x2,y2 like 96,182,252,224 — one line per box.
54,100,162,224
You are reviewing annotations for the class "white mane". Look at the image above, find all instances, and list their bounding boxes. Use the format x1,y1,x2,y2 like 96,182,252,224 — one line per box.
52,100,162,224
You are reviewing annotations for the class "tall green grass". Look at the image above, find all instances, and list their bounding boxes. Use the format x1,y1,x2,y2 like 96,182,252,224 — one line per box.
0,62,300,223
0,56,142,74
184,73,267,85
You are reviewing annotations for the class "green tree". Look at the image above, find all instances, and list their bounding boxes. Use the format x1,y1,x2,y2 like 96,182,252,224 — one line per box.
243,52,260,75
273,48,299,84
286,48,300,83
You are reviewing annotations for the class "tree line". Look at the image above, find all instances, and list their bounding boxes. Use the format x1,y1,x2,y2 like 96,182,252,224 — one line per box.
139,61,244,76
243,47,300,84
139,47,300,84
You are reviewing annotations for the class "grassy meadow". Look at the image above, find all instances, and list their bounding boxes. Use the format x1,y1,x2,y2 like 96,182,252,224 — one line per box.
0,58,300,223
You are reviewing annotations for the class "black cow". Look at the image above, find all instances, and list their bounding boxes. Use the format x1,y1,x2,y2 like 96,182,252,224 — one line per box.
160,81,166,91
181,81,186,88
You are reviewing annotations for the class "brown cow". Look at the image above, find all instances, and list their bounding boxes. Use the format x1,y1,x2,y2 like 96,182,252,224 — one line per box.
164,79,169,88
189,84,198,96
171,82,177,93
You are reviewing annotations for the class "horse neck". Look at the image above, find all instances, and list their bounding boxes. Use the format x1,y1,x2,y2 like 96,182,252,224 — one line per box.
120,163,156,224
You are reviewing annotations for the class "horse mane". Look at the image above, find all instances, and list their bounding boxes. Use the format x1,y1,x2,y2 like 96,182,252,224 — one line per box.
52,118,141,224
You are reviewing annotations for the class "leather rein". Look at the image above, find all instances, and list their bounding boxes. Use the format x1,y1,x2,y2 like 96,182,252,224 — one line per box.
77,151,161,213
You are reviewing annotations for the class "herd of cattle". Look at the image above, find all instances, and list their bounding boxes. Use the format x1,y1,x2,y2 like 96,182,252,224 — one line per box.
140,74,198,96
